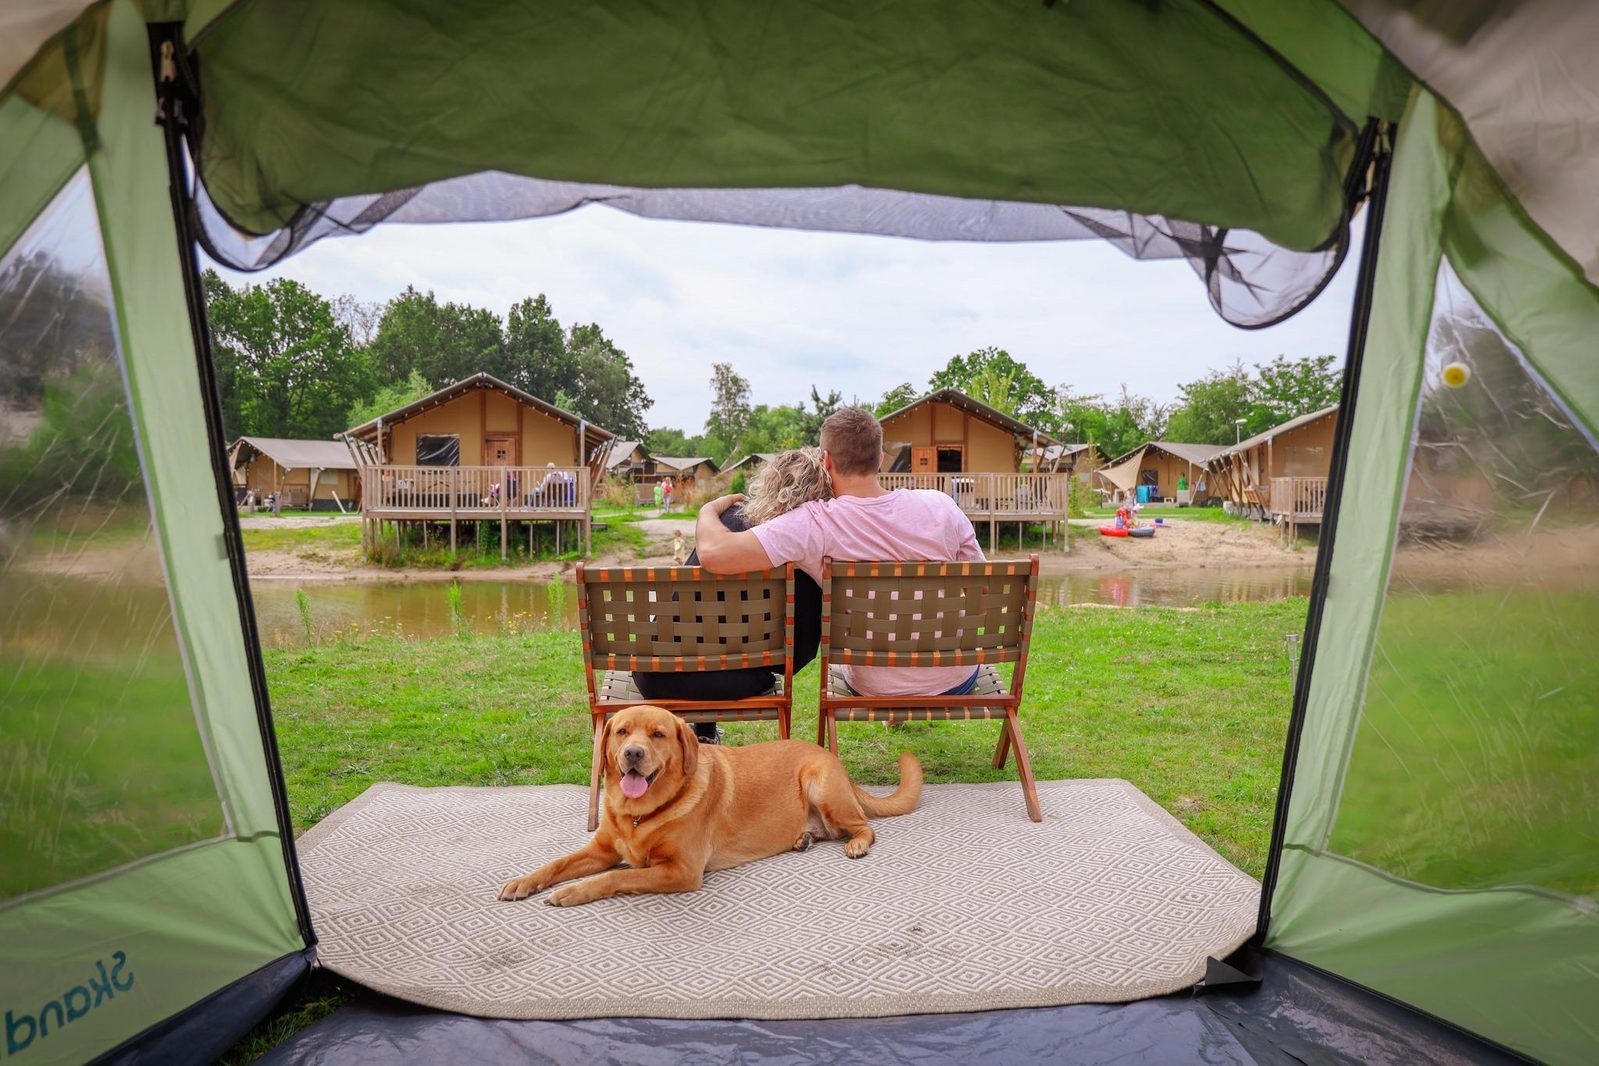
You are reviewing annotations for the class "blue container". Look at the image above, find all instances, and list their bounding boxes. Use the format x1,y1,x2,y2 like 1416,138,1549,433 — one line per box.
1136,484,1152,504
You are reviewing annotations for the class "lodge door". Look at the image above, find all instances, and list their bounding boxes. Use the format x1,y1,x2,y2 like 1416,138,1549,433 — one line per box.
484,436,517,466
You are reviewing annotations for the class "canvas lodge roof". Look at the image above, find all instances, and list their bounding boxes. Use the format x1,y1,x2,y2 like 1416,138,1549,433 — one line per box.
604,440,646,470
1219,404,1340,459
344,373,614,455
722,452,777,474
877,388,1060,447
652,456,719,475
231,436,357,472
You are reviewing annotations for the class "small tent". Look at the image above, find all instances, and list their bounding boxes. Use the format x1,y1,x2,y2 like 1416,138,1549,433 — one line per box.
2,3,1595,1063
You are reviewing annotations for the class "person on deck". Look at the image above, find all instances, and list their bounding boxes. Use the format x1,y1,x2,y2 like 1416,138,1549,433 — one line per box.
633,448,831,741
696,406,985,698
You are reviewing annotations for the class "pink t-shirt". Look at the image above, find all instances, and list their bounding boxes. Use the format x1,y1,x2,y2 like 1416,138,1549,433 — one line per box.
752,489,984,696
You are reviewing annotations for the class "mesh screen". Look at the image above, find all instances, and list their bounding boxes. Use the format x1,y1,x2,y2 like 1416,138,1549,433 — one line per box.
1328,260,1599,897
194,172,1348,330
0,171,226,901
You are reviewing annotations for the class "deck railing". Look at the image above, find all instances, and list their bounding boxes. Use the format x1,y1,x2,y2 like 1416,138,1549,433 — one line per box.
361,464,590,515
1268,476,1327,520
879,472,1068,517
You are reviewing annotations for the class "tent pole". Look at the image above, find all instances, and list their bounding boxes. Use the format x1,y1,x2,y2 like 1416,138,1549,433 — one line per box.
1253,118,1392,947
148,23,315,945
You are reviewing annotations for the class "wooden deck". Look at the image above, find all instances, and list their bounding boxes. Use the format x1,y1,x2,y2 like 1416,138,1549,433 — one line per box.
359,464,593,557
880,472,1069,551
1267,476,1327,539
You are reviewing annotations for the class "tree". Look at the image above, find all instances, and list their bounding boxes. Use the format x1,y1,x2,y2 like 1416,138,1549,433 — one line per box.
496,297,651,437
1101,385,1170,458
740,403,814,453
705,363,752,459
1166,362,1254,444
798,385,845,443
367,287,504,389
0,251,115,407
562,322,652,438
1055,387,1111,446
930,347,1057,430
332,293,382,349
0,358,142,509
647,427,695,455
347,369,433,426
500,294,567,395
203,270,374,440
874,382,920,416
1251,354,1342,428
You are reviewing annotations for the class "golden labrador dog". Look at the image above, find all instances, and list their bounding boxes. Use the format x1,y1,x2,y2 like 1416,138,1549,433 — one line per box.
498,705,922,907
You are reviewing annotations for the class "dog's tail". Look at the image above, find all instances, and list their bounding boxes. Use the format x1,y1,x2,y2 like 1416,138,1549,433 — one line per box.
853,752,923,818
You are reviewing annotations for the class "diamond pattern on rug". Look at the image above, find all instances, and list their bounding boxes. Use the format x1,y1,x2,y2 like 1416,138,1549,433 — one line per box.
297,779,1258,1020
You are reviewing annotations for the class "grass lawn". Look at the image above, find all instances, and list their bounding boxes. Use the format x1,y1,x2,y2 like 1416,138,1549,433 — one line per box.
265,599,1307,872
240,521,362,555
1330,590,1599,897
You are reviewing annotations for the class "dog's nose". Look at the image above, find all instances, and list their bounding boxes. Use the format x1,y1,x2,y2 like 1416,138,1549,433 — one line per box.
622,744,646,766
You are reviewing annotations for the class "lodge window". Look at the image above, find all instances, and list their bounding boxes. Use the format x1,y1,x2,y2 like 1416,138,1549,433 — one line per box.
416,434,461,466
936,446,964,473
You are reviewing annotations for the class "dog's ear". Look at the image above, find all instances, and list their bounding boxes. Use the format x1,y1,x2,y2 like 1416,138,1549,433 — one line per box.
676,715,700,780
595,716,616,776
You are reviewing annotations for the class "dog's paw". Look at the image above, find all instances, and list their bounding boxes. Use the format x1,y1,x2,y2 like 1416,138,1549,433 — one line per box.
545,884,588,907
844,838,871,859
498,876,542,901
792,832,815,852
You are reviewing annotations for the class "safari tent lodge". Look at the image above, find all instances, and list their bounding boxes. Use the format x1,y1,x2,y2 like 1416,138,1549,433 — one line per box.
1096,441,1229,505
344,373,614,556
877,389,1068,548
650,456,721,502
1211,405,1340,537
1035,442,1107,483
229,436,359,511
603,440,655,481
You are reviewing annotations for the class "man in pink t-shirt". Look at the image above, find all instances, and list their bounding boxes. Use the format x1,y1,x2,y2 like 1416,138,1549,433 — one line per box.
696,406,984,696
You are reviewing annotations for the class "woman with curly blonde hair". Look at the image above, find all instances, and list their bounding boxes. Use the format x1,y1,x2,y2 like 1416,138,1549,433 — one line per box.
633,448,831,738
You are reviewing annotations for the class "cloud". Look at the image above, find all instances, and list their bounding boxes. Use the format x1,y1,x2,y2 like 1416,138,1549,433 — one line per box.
211,206,1357,433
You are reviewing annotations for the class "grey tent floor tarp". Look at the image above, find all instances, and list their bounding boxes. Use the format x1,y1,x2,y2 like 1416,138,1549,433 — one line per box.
260,952,1521,1066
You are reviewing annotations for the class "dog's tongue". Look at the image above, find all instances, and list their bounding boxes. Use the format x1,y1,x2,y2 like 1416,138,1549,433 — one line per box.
620,770,650,799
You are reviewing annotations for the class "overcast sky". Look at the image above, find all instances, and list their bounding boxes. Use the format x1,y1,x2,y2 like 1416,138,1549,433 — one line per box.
209,206,1357,435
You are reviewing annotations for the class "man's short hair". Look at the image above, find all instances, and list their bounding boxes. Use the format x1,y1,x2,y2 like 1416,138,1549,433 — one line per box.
820,406,883,476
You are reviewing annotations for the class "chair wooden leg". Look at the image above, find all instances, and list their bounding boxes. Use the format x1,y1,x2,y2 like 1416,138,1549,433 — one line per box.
587,715,604,832
826,713,839,755
992,722,1012,768
817,706,828,747
1003,708,1043,823
778,704,791,740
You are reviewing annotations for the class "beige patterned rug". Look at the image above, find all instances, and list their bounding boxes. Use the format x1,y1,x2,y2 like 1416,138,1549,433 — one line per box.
297,779,1259,1020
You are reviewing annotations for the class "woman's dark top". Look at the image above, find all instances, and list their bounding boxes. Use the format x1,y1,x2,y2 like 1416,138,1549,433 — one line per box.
632,505,822,701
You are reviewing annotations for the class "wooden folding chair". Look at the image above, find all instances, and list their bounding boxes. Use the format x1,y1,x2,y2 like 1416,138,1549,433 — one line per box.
577,562,795,830
817,555,1043,821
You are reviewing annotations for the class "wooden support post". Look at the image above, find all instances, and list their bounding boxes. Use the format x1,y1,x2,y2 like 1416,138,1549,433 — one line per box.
989,516,997,554
556,520,562,556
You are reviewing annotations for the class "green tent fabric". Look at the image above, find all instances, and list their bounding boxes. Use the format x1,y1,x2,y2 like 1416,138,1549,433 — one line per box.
2,2,1595,1062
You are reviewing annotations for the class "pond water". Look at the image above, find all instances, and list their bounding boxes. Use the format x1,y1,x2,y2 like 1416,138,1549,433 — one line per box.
251,567,1313,648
